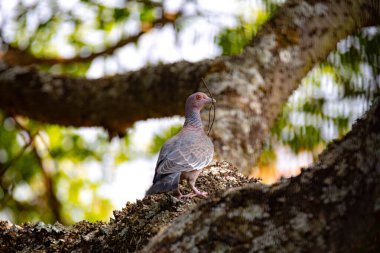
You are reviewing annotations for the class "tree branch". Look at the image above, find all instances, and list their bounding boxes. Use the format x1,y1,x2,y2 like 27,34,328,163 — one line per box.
0,132,36,179
0,59,221,133
10,117,65,224
142,100,380,253
0,97,379,252
141,97,380,253
1,12,180,66
0,162,257,252
0,0,378,172
0,116,40,179
31,144,65,224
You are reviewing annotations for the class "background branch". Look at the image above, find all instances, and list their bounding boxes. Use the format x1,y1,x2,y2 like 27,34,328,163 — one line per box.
1,12,181,66
31,144,64,224
0,133,36,179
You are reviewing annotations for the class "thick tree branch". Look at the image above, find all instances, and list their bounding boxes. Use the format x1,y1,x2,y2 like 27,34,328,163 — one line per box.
1,13,180,66
0,0,378,172
0,60,222,133
141,97,380,253
202,0,380,171
0,98,379,252
0,162,257,252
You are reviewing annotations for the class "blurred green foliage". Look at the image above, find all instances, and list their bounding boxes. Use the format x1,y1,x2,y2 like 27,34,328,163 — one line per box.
0,0,173,224
3,0,167,75
270,29,380,154
218,16,380,163
0,0,379,224
0,114,120,224
218,2,380,179
218,10,270,56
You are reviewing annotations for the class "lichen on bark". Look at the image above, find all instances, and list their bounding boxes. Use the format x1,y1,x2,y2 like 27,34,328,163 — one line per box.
1,96,380,252
141,98,380,253
1,0,380,251
0,162,258,252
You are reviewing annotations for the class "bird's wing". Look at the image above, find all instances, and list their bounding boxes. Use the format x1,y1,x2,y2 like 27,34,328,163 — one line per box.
157,132,213,175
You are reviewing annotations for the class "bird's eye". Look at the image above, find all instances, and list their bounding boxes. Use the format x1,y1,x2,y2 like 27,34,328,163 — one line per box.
196,95,201,100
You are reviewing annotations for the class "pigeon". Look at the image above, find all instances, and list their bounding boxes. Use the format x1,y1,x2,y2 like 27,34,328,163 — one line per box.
146,92,215,198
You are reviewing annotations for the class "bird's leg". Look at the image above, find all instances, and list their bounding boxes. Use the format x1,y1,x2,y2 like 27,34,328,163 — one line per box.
178,170,207,199
178,188,195,199
184,174,208,198
177,184,206,199
176,187,198,199
176,188,183,198
188,182,208,198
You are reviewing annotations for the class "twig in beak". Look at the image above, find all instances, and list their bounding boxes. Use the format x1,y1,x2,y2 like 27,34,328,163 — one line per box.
201,78,215,136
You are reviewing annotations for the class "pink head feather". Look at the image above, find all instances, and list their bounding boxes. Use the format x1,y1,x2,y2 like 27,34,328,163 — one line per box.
184,92,215,129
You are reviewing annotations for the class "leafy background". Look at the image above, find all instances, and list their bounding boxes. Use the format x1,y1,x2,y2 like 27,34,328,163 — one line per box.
0,0,378,224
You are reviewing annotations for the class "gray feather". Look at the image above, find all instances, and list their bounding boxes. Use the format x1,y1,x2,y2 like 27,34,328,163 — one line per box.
157,131,213,174
146,92,215,196
146,172,180,195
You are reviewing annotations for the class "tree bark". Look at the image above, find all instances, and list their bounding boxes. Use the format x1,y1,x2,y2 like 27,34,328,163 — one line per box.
140,97,380,253
0,0,379,171
0,162,258,252
0,60,217,133
1,1,380,251
0,98,379,252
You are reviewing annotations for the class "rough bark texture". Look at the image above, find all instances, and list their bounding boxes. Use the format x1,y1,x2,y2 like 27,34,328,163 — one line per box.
0,0,378,171
0,98,380,252
140,98,380,253
204,0,379,171
0,162,257,252
142,100,380,253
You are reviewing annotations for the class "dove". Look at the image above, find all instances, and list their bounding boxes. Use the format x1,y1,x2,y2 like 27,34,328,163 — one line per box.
146,92,215,198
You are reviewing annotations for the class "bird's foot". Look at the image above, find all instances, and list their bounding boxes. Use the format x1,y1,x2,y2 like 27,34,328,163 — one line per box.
193,191,208,198
191,187,208,198
175,189,197,199
178,193,195,199
178,189,208,199
175,189,186,199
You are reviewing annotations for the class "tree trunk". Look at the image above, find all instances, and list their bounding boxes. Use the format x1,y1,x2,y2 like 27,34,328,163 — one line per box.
0,0,379,171
0,97,379,252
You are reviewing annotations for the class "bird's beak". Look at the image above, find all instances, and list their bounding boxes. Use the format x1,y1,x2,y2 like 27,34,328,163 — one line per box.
207,98,216,104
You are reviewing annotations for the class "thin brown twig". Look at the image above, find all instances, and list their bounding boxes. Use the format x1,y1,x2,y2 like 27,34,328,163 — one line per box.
31,143,64,224
201,78,216,136
5,116,64,223
0,132,37,179
12,117,51,156
0,116,38,178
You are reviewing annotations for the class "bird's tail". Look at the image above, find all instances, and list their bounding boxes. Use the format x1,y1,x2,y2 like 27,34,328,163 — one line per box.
146,172,180,195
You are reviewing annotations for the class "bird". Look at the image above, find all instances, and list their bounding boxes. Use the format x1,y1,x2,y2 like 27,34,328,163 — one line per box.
146,92,215,198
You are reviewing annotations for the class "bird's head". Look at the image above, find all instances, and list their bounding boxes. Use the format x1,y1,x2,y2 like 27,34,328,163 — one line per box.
186,92,216,112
